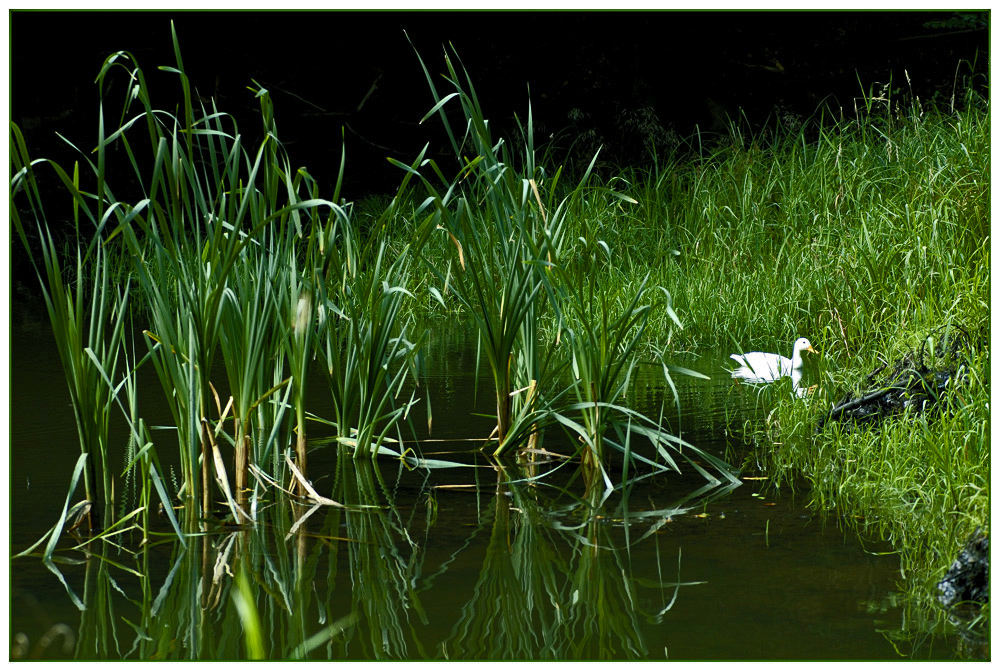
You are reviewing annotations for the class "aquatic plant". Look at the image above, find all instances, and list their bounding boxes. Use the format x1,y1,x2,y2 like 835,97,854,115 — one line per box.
11,121,162,536
401,43,737,488
13,23,433,532
401,42,568,453
81,31,312,520
312,198,424,460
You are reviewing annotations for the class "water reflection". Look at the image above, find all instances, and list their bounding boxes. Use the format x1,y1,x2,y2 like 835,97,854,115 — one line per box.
442,468,696,660
17,449,734,661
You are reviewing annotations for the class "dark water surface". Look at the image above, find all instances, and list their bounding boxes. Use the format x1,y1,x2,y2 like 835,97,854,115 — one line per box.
9,308,967,660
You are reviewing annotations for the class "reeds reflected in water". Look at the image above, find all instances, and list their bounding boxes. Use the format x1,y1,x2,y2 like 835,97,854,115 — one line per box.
16,452,729,661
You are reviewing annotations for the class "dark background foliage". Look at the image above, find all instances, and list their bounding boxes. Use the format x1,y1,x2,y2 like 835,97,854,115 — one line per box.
11,10,988,198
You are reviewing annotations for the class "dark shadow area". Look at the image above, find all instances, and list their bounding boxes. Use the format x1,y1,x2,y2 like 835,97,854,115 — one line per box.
11,10,988,200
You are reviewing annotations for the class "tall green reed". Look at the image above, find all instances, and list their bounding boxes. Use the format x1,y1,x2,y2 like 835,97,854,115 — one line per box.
12,125,143,533
306,178,424,460
14,23,441,540
401,42,582,454
400,47,562,449
90,26,345,518
402,43,737,487
217,238,287,507
318,240,423,459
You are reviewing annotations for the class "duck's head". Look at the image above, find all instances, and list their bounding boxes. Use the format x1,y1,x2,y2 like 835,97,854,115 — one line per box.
789,338,818,368
793,337,818,356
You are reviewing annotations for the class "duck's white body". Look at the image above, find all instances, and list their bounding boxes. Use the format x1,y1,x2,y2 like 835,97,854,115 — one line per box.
730,337,817,396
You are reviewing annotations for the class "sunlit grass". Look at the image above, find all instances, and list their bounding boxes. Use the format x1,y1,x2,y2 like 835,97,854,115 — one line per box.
593,76,989,636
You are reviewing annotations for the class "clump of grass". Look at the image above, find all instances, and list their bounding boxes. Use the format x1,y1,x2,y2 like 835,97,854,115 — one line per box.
11,114,172,536
12,23,429,535
400,41,737,488
401,40,572,453
314,203,424,459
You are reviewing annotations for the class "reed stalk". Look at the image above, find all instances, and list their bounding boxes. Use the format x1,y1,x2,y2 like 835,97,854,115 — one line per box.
403,42,590,454
12,130,133,532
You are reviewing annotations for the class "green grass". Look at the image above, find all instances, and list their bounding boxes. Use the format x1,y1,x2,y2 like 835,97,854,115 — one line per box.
12,24,987,647
550,75,989,637
758,329,989,644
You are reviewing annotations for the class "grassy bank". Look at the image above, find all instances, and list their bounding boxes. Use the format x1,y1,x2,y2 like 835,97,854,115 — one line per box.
535,78,990,641
663,84,990,644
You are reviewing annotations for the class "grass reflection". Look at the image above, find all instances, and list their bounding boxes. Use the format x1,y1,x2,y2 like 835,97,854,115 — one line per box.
442,465,715,660
335,458,429,659
23,452,726,660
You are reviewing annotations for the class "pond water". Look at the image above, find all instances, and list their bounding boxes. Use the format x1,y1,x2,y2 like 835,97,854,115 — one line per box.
9,305,972,660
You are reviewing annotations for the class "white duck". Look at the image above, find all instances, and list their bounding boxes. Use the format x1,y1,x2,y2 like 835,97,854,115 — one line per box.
730,337,818,397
